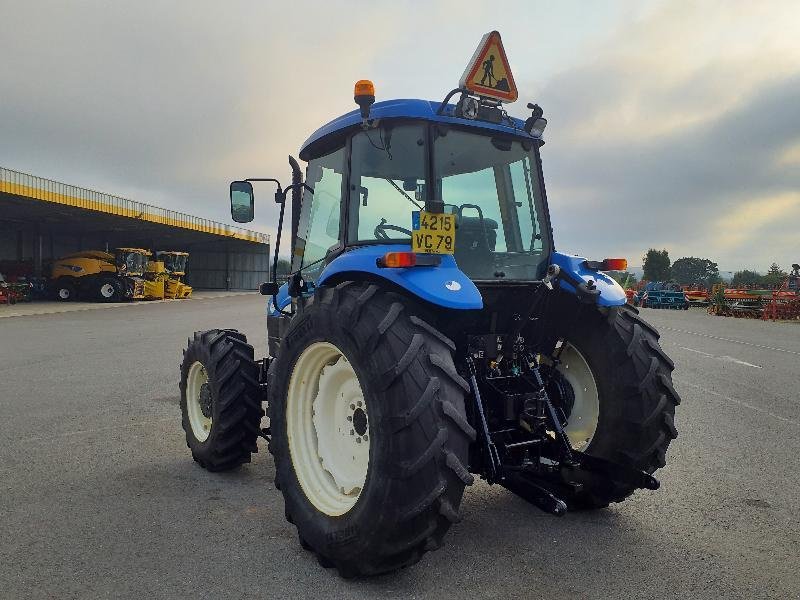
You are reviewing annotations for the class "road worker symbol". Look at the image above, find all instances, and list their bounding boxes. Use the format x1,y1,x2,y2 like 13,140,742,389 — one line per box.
480,55,496,87
459,31,518,102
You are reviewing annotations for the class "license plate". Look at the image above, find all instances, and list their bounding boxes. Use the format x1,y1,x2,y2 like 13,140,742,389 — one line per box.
411,210,456,254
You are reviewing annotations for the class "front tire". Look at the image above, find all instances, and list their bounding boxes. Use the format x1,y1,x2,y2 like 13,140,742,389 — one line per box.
54,278,77,302
95,276,123,302
179,329,264,471
268,282,475,577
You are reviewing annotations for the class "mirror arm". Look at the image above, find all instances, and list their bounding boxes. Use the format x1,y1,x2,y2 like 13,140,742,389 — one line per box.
242,177,290,315
270,198,290,315
245,178,284,204
244,159,311,317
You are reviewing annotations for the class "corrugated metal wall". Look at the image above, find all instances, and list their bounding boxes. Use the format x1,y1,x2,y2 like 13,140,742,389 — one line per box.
185,244,270,290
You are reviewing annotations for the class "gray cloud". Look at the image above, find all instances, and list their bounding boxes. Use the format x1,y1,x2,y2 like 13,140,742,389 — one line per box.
1,1,797,272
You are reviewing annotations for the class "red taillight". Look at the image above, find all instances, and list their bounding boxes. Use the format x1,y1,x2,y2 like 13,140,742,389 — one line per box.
602,258,628,271
379,252,417,268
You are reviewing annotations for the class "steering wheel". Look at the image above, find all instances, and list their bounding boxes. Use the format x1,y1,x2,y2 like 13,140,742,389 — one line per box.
374,218,412,240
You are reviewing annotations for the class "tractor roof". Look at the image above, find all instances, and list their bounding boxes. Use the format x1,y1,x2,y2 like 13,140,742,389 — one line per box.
299,98,532,161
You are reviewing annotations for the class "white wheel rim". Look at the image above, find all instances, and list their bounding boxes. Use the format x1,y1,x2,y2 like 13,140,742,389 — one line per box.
287,342,369,517
100,283,115,298
186,361,212,442
58,288,70,299
550,343,600,451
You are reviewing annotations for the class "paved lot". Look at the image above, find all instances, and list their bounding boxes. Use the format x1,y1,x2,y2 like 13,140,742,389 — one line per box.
1,297,798,599
0,291,251,319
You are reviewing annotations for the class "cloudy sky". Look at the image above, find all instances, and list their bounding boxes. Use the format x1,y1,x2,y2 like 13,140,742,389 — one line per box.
1,1,798,272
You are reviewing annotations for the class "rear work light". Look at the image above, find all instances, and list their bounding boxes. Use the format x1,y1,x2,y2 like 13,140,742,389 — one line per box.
585,258,628,272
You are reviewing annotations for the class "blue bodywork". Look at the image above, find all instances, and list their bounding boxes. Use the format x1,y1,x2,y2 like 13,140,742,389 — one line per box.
299,99,534,161
267,98,626,315
550,252,627,308
270,248,626,314
319,245,481,309
269,245,482,314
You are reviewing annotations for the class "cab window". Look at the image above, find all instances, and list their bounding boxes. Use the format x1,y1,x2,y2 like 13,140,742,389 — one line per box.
292,146,344,279
347,123,426,243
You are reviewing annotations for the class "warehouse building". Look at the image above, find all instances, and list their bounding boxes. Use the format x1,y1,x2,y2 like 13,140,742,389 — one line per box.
0,166,270,290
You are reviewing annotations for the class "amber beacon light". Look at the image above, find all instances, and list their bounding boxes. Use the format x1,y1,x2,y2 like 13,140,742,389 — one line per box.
354,79,376,120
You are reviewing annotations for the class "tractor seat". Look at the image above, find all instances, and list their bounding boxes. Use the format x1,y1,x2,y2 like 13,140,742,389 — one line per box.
456,216,498,252
454,216,498,277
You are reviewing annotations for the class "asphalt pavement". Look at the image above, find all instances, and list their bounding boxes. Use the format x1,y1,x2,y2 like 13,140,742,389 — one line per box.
1,296,798,599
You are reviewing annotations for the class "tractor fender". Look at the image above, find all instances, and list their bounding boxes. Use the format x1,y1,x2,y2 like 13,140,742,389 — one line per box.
551,251,627,307
269,245,483,314
318,245,482,310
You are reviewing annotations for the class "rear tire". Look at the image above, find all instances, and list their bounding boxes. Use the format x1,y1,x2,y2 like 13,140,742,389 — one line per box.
508,303,680,509
179,329,264,471
268,282,475,577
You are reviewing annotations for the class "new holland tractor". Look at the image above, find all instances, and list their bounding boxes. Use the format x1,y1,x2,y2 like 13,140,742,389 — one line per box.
178,34,680,578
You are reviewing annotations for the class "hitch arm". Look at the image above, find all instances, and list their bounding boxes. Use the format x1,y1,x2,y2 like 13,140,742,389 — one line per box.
466,356,502,483
565,451,660,491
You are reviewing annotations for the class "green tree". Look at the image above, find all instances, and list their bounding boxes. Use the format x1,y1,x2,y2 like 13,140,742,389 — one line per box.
763,262,787,288
608,271,638,288
671,256,721,287
731,269,763,287
642,248,671,282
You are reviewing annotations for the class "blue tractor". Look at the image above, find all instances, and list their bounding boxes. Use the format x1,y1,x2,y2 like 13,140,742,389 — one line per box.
179,74,680,578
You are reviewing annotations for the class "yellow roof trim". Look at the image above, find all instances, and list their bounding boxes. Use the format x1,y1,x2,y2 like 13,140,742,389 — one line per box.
0,166,269,245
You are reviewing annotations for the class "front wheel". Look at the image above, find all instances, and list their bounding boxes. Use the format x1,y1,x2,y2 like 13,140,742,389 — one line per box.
268,282,475,577
95,276,123,302
53,278,77,302
179,329,264,471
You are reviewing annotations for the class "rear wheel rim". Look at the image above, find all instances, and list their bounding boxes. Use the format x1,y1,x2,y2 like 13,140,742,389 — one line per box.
553,343,599,451
186,361,212,442
287,342,369,517
100,283,115,298
58,288,70,299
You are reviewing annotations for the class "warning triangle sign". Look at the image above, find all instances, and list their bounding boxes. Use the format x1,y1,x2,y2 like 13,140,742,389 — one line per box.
459,31,518,103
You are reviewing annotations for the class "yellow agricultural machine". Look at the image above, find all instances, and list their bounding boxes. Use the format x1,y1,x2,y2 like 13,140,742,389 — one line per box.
142,251,192,300
50,248,148,302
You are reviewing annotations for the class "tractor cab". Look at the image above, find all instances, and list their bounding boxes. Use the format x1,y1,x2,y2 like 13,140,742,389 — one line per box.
230,93,563,318
114,248,149,277
158,251,189,276
293,103,551,284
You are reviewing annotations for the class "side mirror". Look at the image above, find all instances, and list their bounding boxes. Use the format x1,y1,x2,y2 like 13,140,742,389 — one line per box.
230,181,255,223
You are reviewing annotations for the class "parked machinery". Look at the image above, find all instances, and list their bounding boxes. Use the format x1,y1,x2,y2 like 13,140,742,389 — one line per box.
141,251,192,300
682,285,710,307
142,251,167,300
159,251,192,299
50,248,148,302
639,282,689,310
0,272,29,305
762,263,800,321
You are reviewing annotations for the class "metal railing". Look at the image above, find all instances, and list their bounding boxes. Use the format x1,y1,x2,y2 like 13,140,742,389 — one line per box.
0,166,269,244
